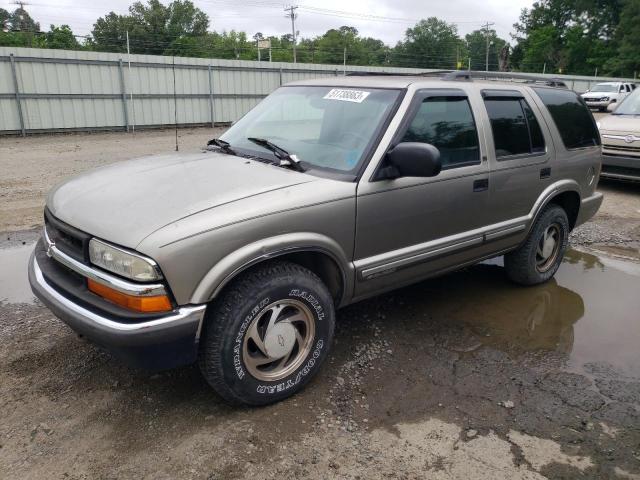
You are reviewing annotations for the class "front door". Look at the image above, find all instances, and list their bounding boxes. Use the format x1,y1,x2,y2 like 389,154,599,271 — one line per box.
353,88,491,299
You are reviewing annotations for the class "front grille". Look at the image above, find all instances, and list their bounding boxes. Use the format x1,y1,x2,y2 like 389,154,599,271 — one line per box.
44,208,91,263
603,144,640,154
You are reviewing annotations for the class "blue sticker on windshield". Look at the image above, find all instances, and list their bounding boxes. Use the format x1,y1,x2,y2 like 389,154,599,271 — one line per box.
346,150,359,167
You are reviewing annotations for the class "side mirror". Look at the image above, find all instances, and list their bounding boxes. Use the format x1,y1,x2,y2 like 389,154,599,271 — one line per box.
379,142,442,179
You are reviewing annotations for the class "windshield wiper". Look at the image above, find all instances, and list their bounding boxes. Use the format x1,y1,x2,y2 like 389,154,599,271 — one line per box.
207,138,236,155
247,137,306,172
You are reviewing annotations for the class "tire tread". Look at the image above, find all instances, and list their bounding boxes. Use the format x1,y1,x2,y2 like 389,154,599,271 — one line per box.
198,260,332,405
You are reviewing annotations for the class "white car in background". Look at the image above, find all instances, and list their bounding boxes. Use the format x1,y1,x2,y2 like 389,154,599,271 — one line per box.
581,82,636,111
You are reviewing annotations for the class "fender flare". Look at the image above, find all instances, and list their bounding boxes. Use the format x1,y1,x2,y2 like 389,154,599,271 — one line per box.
189,232,354,305
526,179,581,234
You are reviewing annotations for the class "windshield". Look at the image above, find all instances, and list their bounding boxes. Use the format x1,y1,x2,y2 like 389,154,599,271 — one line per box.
614,89,640,115
219,86,401,174
590,84,617,93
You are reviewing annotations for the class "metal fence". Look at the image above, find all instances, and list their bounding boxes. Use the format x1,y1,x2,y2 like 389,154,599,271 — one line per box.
0,47,636,136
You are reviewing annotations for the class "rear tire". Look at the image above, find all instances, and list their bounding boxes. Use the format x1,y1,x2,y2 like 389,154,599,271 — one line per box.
198,261,335,406
504,205,569,286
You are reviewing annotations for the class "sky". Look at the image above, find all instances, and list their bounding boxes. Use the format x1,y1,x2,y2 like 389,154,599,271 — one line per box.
3,0,535,45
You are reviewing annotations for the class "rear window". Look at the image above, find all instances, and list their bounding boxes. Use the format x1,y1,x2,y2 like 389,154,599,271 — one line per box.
484,97,545,158
532,88,601,149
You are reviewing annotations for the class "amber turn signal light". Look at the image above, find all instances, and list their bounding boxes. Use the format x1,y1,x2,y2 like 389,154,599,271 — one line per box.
87,279,172,313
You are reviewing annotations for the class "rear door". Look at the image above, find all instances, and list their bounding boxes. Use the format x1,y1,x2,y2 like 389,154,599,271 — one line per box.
475,89,555,227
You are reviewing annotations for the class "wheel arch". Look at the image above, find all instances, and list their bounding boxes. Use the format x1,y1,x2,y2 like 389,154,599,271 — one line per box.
546,190,581,230
189,233,353,307
529,180,582,232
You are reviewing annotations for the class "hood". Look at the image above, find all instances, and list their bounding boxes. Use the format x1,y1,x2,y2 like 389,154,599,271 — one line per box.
47,151,316,248
598,114,640,134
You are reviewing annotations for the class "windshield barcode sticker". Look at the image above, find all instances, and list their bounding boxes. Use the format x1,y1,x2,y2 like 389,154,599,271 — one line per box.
323,89,371,103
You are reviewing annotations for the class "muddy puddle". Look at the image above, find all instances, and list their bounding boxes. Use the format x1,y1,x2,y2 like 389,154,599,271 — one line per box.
392,247,640,378
0,242,36,304
0,240,638,377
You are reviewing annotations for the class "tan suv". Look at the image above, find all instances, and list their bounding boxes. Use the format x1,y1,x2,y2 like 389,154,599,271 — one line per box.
599,88,640,181
29,72,603,405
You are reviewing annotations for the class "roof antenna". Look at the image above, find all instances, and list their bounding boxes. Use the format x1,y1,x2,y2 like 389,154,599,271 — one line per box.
172,55,179,152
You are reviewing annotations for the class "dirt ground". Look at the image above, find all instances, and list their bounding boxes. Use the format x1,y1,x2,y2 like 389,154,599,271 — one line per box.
1,127,640,480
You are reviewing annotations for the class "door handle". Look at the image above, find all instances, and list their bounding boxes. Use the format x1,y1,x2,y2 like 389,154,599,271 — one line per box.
473,178,489,192
540,167,551,179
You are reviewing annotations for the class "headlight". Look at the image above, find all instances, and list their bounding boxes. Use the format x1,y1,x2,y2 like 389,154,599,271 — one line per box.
89,238,162,281
602,97,609,101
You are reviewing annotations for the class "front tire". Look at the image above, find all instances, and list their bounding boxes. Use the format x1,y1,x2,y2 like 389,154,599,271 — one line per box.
504,205,569,286
198,261,335,406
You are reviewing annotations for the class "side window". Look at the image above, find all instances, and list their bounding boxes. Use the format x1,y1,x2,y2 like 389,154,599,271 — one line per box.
532,87,601,149
483,96,546,159
626,85,632,93
401,96,480,170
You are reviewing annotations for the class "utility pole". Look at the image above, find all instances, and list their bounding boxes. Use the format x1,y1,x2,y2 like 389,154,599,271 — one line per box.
483,21,495,72
126,31,136,133
284,5,298,63
343,46,347,75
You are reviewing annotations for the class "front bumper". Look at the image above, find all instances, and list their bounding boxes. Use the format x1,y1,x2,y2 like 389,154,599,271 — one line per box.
29,251,207,370
575,192,604,228
601,154,640,181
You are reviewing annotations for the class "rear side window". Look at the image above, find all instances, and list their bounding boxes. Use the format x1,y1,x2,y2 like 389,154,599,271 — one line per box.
401,96,480,170
532,88,601,149
484,97,545,158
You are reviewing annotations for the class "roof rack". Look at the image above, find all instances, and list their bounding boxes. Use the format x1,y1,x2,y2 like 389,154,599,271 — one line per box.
440,70,568,88
346,70,568,88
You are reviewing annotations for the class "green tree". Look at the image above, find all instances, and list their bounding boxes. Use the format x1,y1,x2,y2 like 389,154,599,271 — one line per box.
33,25,81,50
605,0,640,76
8,6,40,32
465,29,507,71
0,6,41,46
0,8,10,31
511,0,624,74
393,18,460,69
91,0,208,55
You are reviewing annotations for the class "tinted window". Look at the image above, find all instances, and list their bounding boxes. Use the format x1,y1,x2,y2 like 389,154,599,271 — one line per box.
521,101,546,153
533,88,601,149
402,97,480,169
484,97,546,158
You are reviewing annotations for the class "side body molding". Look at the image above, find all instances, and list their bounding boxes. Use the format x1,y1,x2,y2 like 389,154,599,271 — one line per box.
354,179,582,282
189,232,354,305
